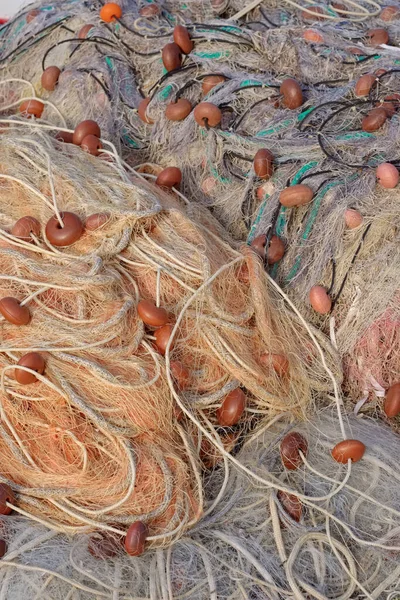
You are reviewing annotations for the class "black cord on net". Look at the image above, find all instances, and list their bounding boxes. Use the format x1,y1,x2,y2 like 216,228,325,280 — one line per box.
232,83,281,95
244,21,270,29
115,34,160,57
375,68,400,82
215,105,236,131
297,169,334,184
259,6,280,28
101,24,148,96
0,17,71,64
60,25,75,34
227,150,252,163
161,9,175,28
76,68,112,101
241,188,253,228
374,94,400,111
327,259,336,296
317,131,366,168
174,72,229,102
331,223,371,310
233,95,279,131
262,204,283,269
148,64,197,100
42,37,116,71
298,100,349,132
317,100,373,168
233,62,273,75
284,163,302,188
0,20,11,36
314,178,332,194
223,153,247,181
104,17,161,58
308,43,379,65
342,53,380,65
172,80,196,101
92,46,146,98
314,98,371,131
313,78,350,87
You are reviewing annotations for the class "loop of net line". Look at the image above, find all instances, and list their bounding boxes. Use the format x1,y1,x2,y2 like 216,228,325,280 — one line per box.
0,124,340,549
0,410,399,598
0,3,397,597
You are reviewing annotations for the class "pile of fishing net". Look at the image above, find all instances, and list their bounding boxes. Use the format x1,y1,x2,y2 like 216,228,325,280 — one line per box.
0,0,398,599
0,122,338,539
1,410,400,599
1,0,398,407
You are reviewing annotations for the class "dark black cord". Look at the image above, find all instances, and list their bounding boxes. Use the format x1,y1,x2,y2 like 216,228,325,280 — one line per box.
315,178,332,194
0,20,11,36
331,223,371,309
317,101,372,168
148,64,197,99
343,53,380,65
313,78,350,87
76,68,112,100
115,34,160,57
42,37,116,71
298,100,349,132
174,72,230,101
227,151,252,162
0,17,71,64
243,21,270,28
232,83,280,94
327,259,336,295
223,153,246,180
60,24,75,34
233,95,279,131
297,169,333,184
174,80,197,101
308,43,379,65
259,6,280,27
161,9,176,27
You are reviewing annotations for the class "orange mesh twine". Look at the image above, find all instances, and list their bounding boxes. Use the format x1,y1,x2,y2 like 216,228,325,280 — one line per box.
344,304,400,404
0,124,340,546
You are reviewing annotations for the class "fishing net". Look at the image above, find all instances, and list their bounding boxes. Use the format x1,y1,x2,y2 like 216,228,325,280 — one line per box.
0,1,398,599
0,410,400,599
0,121,340,542
1,0,396,408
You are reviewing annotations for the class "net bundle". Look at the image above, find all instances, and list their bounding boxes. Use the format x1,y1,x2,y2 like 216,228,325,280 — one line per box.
0,0,398,598
1,0,397,406
0,120,339,544
0,410,400,599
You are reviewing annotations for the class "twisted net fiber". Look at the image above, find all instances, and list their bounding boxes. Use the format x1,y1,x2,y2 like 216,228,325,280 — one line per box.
0,1,398,599
1,0,397,403
0,411,399,599
0,123,339,540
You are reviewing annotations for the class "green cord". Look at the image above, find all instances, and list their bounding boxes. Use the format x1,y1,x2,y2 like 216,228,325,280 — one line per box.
285,176,357,283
